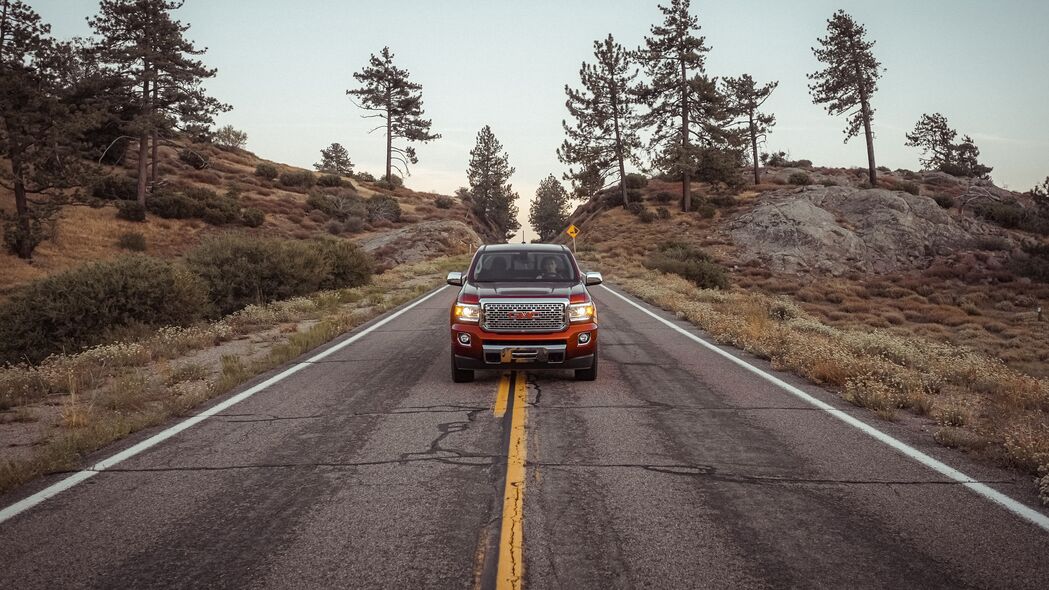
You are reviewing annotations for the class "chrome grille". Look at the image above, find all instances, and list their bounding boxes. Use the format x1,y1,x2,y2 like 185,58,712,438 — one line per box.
483,301,566,332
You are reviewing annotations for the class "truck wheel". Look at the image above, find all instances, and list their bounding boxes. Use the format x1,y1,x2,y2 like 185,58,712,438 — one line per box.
575,352,598,381
451,352,474,383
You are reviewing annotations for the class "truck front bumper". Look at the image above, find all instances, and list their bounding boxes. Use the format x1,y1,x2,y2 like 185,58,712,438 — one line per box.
451,322,597,370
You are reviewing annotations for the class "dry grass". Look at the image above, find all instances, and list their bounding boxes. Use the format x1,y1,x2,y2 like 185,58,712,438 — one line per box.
590,259,1049,500
0,254,469,495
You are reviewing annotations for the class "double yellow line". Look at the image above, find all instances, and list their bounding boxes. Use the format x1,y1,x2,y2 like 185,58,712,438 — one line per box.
493,372,528,590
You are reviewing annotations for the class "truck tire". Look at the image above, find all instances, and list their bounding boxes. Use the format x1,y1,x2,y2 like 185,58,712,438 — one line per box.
574,350,598,381
451,351,474,383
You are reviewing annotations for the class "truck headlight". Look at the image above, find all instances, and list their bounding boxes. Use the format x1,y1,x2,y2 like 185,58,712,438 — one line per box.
454,303,480,323
568,302,595,323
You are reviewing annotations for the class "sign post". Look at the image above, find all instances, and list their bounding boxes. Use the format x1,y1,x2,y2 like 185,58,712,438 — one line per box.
565,224,580,253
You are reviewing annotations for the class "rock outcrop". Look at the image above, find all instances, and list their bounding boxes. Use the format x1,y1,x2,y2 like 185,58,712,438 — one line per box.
357,220,482,265
730,186,1008,275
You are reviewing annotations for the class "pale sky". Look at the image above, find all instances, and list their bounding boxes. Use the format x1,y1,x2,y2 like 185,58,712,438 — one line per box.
37,0,1049,240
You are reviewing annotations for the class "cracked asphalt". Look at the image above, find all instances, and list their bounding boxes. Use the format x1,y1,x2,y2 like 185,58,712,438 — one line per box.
1,285,1047,589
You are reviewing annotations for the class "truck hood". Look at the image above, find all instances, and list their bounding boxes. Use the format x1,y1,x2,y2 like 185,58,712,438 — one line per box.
463,282,585,299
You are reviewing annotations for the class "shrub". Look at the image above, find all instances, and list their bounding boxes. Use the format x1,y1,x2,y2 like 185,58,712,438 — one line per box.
708,194,738,208
0,255,208,364
317,174,343,187
602,191,624,207
306,190,367,220
343,215,366,233
241,207,265,227
366,194,401,222
213,124,247,149
625,201,644,215
311,239,375,290
1010,243,1049,282
255,163,279,180
186,236,328,315
625,189,644,203
975,202,1024,229
794,159,813,169
973,236,1010,251
434,195,454,209
900,181,921,196
696,204,716,219
148,191,197,219
197,189,241,225
877,165,891,173
325,221,344,235
933,194,955,209
654,191,674,204
656,206,671,219
279,170,316,188
117,232,147,251
638,208,656,223
821,180,839,187
178,149,209,170
116,200,146,221
624,173,648,189
92,175,138,201
355,171,377,183
788,172,812,186
645,241,728,289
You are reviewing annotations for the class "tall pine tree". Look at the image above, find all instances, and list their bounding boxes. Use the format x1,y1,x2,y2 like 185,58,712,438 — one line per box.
808,10,883,186
0,1,90,259
90,0,226,205
347,47,440,182
905,113,957,170
637,0,730,211
529,175,570,242
558,34,642,206
721,74,777,184
467,125,519,241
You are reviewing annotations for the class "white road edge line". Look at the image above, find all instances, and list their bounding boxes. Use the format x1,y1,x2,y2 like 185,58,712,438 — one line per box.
601,284,1049,533
0,285,449,526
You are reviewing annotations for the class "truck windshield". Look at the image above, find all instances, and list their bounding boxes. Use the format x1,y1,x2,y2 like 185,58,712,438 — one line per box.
472,251,577,283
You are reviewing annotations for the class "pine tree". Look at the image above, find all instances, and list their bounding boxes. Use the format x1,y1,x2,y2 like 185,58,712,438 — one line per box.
808,10,883,186
0,1,89,259
721,74,777,184
905,113,957,170
949,135,992,180
467,125,519,241
347,47,440,182
558,34,642,207
89,0,227,205
637,0,731,211
315,142,354,175
529,175,570,242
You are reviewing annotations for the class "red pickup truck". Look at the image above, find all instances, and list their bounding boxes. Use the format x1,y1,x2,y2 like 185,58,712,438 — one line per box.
447,244,602,382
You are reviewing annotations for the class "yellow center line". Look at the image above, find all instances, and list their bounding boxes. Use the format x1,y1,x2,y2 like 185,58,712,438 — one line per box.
496,372,528,590
493,373,511,417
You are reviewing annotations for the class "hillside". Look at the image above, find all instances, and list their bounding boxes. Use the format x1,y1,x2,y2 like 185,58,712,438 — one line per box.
562,166,1049,379
0,139,494,297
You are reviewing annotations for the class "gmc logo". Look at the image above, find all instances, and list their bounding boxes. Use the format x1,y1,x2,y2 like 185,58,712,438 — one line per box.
510,311,536,320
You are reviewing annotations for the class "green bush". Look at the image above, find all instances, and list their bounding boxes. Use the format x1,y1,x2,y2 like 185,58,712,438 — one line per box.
317,174,343,187
255,163,279,180
117,200,146,221
821,180,839,187
374,175,404,190
185,235,375,315
624,173,648,189
625,201,644,215
117,231,146,251
638,208,656,223
0,255,209,364
1011,243,1049,282
696,204,716,219
708,194,738,208
434,195,454,209
656,206,671,219
178,149,209,170
147,192,198,219
645,241,728,289
344,215,366,233
794,159,813,169
146,188,241,225
654,191,674,204
311,239,375,290
355,171,377,183
279,170,315,188
788,172,812,186
625,189,644,203
92,175,138,201
366,194,401,222
242,207,265,227
900,181,921,196
975,202,1024,229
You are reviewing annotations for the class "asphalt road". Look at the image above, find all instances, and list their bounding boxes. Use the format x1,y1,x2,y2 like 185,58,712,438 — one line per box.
1,284,1047,589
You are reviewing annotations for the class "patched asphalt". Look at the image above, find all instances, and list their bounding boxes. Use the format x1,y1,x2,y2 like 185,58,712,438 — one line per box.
1,285,1046,589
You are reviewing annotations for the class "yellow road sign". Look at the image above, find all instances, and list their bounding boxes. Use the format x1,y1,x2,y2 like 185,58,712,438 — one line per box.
566,224,579,239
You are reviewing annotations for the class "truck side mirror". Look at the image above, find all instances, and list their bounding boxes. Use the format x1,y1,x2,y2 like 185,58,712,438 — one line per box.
584,272,603,286
446,271,464,286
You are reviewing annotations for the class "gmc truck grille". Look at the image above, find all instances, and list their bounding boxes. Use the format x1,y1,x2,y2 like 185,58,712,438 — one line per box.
483,301,566,332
